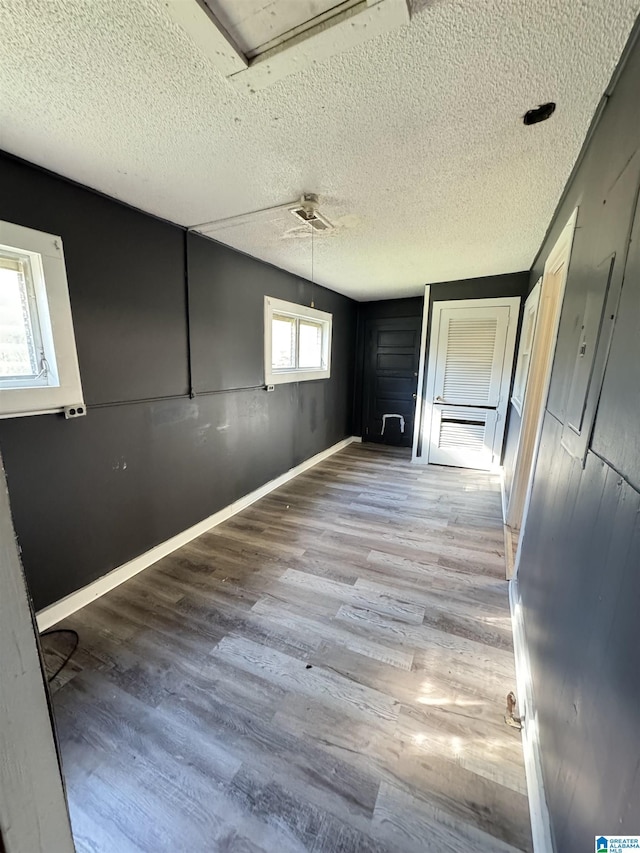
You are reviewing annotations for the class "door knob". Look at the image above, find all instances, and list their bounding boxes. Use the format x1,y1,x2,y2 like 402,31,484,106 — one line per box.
412,394,417,400
435,395,443,402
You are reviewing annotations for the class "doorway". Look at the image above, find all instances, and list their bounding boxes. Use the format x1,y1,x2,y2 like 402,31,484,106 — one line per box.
421,297,520,470
362,316,421,447
507,210,578,536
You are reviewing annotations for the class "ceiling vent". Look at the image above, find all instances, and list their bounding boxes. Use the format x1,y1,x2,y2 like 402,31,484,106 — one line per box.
289,195,334,232
165,0,410,91
189,192,334,237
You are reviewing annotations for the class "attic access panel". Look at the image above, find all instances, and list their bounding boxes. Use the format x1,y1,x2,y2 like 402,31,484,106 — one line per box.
166,0,410,90
204,0,354,59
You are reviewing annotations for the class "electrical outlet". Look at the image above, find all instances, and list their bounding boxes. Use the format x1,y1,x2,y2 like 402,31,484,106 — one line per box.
64,404,86,419
265,384,275,392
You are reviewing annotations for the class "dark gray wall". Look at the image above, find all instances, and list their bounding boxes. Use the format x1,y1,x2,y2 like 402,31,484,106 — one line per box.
0,153,356,611
428,274,528,305
509,23,640,852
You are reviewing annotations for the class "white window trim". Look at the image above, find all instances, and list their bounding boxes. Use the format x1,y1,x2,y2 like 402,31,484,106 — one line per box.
0,220,84,419
264,296,332,385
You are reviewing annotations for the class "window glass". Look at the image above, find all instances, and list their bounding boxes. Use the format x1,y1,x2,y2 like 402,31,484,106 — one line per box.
298,320,323,368
0,253,44,380
271,314,297,370
264,296,331,385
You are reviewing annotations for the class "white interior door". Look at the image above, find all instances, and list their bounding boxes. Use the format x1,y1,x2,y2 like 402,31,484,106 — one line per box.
425,298,520,470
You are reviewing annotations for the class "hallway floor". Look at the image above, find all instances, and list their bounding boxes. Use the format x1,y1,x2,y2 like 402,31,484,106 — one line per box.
47,443,532,852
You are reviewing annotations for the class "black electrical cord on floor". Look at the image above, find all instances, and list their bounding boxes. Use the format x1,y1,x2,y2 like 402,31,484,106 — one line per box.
41,628,80,683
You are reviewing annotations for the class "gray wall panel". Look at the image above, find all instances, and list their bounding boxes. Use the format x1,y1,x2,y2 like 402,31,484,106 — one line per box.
591,196,640,488
512,21,640,851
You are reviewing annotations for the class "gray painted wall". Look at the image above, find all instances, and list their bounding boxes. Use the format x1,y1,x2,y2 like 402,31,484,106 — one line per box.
507,23,640,851
0,153,356,611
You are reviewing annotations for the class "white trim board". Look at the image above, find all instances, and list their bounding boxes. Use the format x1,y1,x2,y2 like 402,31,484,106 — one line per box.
411,284,430,461
36,436,361,632
0,452,75,852
509,578,554,853
509,209,578,547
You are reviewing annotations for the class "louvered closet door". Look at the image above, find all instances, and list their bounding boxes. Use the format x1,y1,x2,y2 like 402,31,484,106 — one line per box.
427,303,514,469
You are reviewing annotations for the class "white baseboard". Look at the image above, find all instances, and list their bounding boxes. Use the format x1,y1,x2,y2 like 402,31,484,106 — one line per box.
509,579,554,853
37,436,360,632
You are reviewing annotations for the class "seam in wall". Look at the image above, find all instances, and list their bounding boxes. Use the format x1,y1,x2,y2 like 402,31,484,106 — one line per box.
541,408,640,497
184,229,195,398
88,385,269,410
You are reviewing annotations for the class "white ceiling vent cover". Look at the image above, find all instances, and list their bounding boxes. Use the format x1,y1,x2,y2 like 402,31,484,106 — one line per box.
289,195,334,232
165,0,410,91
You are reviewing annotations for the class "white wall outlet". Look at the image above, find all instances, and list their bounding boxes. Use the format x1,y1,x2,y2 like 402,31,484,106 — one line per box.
64,404,86,419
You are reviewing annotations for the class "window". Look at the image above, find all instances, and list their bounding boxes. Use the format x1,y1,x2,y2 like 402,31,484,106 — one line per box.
0,220,84,418
511,280,541,415
264,297,332,385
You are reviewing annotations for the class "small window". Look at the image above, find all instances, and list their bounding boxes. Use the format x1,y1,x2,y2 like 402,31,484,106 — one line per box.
0,220,84,418
511,280,541,416
264,297,332,385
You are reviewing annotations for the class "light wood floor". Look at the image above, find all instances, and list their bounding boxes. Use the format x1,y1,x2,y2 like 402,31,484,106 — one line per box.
45,443,532,853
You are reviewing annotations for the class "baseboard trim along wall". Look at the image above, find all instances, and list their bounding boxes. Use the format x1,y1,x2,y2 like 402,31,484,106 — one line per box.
36,435,362,632
509,578,554,853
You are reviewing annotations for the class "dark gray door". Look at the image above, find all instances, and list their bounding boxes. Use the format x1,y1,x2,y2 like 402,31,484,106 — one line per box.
362,317,421,447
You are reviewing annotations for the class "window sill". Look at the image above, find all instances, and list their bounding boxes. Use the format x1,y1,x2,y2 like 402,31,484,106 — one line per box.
267,369,331,385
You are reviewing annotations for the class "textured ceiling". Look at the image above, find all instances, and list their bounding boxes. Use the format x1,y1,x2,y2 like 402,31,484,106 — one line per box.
0,0,638,300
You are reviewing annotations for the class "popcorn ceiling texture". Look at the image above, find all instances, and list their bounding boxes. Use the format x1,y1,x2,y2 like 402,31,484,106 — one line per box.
0,0,638,300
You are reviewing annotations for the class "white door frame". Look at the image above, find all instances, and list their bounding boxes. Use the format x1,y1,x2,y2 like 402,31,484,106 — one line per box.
414,295,520,469
0,451,75,853
411,285,430,461
510,278,542,418
512,208,578,577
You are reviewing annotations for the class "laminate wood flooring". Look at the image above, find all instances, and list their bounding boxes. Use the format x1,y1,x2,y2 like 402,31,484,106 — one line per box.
44,443,533,853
